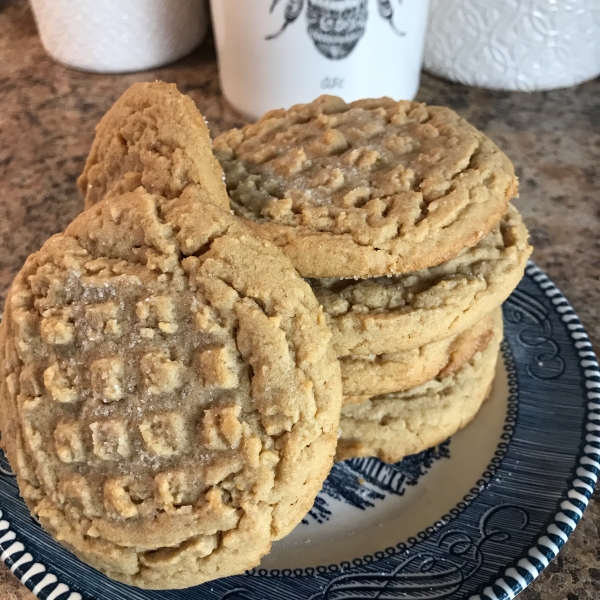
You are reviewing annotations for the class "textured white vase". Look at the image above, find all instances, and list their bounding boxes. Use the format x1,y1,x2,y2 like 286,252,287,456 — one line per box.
424,0,600,91
30,0,208,73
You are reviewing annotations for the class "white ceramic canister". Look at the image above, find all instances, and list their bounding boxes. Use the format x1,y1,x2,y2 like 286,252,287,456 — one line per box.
424,0,600,91
30,0,208,73
210,0,430,120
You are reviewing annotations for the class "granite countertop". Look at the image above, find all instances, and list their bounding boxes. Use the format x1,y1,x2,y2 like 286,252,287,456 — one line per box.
1,1,599,598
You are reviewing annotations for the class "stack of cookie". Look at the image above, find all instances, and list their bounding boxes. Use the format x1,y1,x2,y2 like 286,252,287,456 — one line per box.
0,84,532,589
214,95,532,464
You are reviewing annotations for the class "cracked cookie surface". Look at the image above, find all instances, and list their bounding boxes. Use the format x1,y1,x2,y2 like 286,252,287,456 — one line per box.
312,204,531,355
0,190,341,589
215,95,517,278
336,313,502,463
79,81,230,212
341,310,495,398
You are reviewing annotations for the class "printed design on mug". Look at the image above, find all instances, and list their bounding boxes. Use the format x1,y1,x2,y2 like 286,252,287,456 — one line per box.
267,0,406,60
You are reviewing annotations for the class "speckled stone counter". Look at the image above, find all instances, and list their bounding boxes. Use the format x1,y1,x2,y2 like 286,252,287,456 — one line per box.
0,1,599,598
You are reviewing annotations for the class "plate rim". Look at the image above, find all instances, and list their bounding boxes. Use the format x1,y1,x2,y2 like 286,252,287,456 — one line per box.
468,261,599,600
0,260,598,600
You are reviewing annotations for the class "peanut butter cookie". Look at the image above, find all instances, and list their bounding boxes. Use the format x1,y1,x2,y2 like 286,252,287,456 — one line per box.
313,204,530,355
215,95,517,278
79,82,230,211
0,190,341,589
341,310,495,398
336,313,502,463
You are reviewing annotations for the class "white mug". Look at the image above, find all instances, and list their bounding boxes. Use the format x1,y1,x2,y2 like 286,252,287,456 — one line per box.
210,0,430,120
30,0,208,74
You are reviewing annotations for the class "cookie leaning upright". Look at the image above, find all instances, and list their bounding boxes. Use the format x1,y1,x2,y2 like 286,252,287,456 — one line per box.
214,96,518,278
78,81,230,211
0,190,342,589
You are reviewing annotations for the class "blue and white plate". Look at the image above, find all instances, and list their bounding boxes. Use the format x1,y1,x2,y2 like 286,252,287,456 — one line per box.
1,261,598,600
